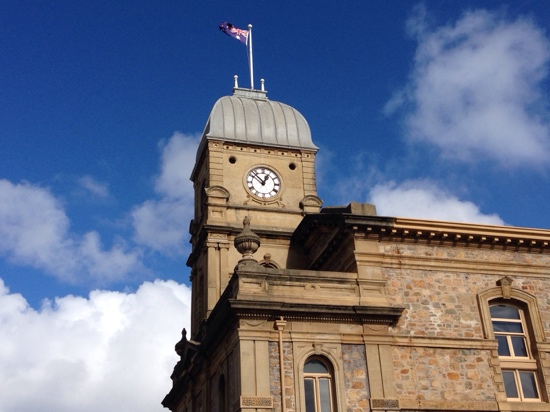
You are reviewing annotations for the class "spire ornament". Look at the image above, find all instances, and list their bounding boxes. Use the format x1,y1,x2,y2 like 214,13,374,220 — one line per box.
234,216,260,262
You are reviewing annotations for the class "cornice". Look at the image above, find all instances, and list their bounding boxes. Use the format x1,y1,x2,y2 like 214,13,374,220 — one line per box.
294,213,550,268
361,219,550,254
393,217,550,236
379,251,550,276
228,299,404,326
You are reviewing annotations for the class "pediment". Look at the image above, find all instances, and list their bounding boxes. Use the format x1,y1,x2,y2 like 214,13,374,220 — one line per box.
205,185,230,201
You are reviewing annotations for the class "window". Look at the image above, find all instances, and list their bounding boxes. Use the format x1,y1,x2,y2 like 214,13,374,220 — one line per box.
490,303,540,401
218,375,227,412
303,357,335,412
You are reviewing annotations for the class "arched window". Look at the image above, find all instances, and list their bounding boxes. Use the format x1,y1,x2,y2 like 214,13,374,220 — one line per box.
303,357,335,412
490,303,540,401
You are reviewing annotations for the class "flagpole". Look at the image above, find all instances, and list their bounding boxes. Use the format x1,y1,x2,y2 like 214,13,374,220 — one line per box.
248,24,254,90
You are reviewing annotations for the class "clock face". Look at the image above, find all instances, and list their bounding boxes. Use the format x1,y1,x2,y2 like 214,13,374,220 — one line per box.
246,166,281,199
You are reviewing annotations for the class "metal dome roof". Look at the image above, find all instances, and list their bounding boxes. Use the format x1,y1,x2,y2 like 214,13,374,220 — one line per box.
200,88,317,151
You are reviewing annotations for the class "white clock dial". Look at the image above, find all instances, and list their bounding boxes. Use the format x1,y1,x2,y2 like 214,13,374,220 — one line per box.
246,167,281,198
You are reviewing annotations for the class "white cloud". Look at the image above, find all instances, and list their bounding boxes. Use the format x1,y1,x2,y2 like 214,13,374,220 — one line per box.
387,7,550,168
0,278,191,412
0,131,199,282
369,180,504,225
132,132,199,255
0,179,143,284
132,198,189,254
155,133,198,200
78,175,109,198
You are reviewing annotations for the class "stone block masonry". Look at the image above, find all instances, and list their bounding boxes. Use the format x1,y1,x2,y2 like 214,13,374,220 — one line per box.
343,344,370,412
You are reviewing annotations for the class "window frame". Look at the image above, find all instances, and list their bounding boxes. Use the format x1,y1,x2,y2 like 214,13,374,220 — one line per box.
478,284,548,404
294,343,347,412
303,357,335,412
490,302,541,402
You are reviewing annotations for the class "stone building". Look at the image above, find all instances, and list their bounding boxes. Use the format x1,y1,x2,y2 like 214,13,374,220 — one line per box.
162,87,550,412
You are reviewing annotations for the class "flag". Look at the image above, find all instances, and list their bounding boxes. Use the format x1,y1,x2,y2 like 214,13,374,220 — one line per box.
219,22,248,45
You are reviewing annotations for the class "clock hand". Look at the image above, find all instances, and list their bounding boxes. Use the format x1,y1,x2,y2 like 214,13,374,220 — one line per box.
251,170,266,185
259,171,269,185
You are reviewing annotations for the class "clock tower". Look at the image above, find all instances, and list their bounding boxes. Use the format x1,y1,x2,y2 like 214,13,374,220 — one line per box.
164,85,401,412
188,86,322,338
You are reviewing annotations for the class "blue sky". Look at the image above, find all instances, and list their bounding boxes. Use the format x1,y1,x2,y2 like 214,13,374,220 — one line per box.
1,1,550,411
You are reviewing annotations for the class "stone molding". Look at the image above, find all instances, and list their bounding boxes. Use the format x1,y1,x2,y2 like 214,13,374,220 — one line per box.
390,335,498,350
219,142,316,158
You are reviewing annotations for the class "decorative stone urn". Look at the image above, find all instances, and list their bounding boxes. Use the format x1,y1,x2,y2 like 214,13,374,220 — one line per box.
234,216,260,262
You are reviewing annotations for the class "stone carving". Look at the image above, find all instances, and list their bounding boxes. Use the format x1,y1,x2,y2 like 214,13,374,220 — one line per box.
260,253,280,268
243,194,286,208
365,324,386,332
496,275,514,299
240,396,273,408
240,320,264,328
371,398,399,409
313,343,323,355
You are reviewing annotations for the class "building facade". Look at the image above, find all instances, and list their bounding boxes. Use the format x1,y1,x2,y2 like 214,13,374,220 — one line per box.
163,87,550,412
